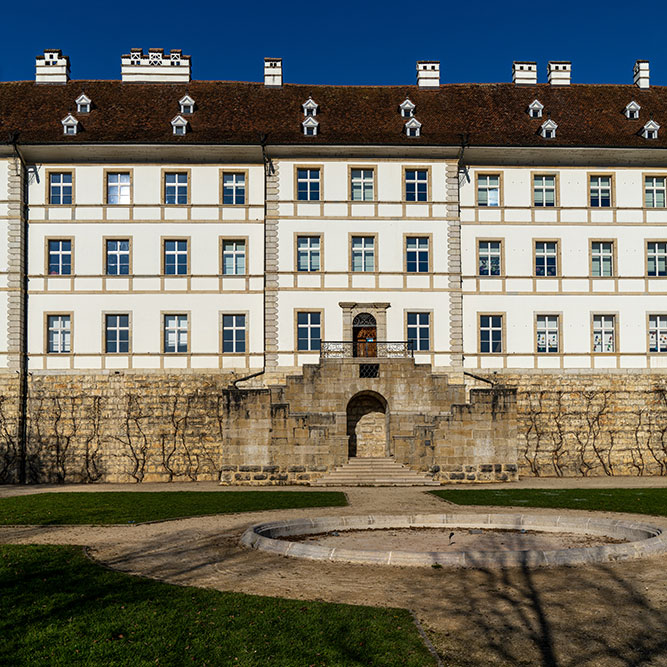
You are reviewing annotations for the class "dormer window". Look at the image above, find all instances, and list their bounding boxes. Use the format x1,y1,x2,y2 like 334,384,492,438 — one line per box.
642,120,660,140
76,94,91,114
400,98,416,118
405,118,422,138
528,100,544,118
540,119,558,139
171,115,188,136
61,114,79,136
302,97,318,117
302,116,319,136
179,95,195,114
625,101,641,120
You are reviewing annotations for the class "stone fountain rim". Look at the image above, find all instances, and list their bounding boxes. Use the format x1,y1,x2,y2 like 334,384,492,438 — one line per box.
240,512,667,568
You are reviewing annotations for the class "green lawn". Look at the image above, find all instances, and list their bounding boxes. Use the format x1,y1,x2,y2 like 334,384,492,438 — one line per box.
431,487,667,517
0,491,347,525
0,545,434,666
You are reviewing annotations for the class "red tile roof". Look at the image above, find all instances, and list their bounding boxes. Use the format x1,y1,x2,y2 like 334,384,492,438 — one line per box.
1,80,666,148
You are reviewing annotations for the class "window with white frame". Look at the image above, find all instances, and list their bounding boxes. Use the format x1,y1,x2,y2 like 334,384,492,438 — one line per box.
302,97,318,117
591,241,614,277
406,237,429,273
297,168,320,201
351,169,374,201
645,177,666,208
625,101,640,120
171,116,188,135
400,98,415,118
405,169,428,202
106,240,130,275
642,121,660,140
477,175,500,206
61,114,78,135
76,94,91,113
222,172,246,205
107,172,130,205
593,315,615,353
49,172,73,205
296,236,320,272
528,100,543,118
540,119,558,139
164,240,188,275
222,240,246,275
105,314,130,354
297,312,321,351
647,242,667,277
47,315,71,354
590,176,611,207
351,236,375,272
478,240,501,276
479,315,503,353
533,175,556,207
222,314,246,353
302,117,319,136
649,315,667,353
164,172,188,204
405,118,422,137
535,241,558,277
164,314,188,353
536,315,559,353
179,95,195,114
48,239,72,275
407,312,430,351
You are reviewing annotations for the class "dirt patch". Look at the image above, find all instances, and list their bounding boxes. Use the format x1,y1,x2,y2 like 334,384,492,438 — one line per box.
288,527,628,551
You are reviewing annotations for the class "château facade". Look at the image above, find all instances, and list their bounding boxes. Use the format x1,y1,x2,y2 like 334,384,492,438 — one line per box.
1,50,667,484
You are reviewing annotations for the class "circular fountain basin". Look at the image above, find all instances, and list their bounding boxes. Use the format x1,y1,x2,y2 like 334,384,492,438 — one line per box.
240,513,667,568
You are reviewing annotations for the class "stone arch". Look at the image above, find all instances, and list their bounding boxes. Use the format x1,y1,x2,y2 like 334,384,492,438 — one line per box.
346,391,388,458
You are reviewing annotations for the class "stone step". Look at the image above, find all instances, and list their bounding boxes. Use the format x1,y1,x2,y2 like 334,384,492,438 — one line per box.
312,456,439,487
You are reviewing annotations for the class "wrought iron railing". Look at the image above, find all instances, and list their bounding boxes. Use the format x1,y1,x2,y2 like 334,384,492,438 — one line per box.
320,341,414,359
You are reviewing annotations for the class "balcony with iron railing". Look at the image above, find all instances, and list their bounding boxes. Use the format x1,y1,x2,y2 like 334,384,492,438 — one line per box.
320,341,414,359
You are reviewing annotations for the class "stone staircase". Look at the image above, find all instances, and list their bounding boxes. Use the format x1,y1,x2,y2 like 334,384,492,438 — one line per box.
311,457,440,487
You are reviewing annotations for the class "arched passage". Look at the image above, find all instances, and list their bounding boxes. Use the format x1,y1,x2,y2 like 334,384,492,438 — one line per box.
346,391,388,458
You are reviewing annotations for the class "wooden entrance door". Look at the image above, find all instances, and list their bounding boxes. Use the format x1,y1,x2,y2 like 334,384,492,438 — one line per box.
354,326,377,357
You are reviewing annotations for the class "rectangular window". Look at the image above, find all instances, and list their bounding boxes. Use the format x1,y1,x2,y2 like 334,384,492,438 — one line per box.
222,173,246,205
649,315,667,353
478,175,500,207
48,240,72,275
351,169,374,201
296,236,320,272
297,168,320,201
591,241,614,277
647,242,667,277
590,176,612,208
533,175,556,207
222,240,246,275
407,312,430,351
479,315,503,353
106,240,130,275
47,315,71,353
406,237,429,273
536,315,559,353
478,241,501,276
107,172,131,205
105,314,130,354
164,172,188,205
49,173,73,205
405,169,428,202
535,241,558,277
222,314,246,353
164,314,188,353
164,240,188,275
645,177,666,208
593,315,615,353
297,312,321,351
351,236,375,272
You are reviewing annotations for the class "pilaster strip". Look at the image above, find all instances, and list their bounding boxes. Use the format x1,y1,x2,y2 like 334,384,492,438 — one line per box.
264,161,280,368
446,161,463,368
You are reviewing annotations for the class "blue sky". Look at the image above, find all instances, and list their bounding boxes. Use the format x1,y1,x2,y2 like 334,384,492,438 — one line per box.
3,0,666,86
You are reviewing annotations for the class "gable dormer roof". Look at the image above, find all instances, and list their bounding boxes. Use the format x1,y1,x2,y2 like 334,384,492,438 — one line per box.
61,113,78,133
179,94,195,112
399,98,416,116
302,97,318,115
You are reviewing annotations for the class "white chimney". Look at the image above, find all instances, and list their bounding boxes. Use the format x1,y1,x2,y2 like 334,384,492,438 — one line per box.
264,58,283,87
547,61,571,86
634,60,650,89
417,61,440,88
121,49,191,83
512,61,537,85
35,49,70,84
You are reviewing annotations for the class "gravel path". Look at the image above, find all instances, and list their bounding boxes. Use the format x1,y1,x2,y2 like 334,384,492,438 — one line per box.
2,484,667,665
